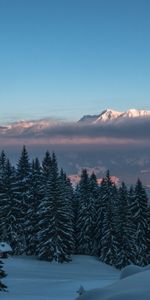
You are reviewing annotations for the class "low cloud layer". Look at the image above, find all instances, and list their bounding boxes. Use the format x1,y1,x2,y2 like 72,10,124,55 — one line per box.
0,118,150,186
0,118,150,145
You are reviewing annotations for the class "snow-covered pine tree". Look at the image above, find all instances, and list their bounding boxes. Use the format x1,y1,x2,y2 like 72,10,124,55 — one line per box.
123,185,138,264
27,158,42,255
0,151,7,175
58,169,75,259
73,183,80,254
88,172,99,255
146,205,150,264
0,159,22,254
16,145,31,254
0,151,7,203
42,151,52,180
93,184,103,257
76,169,95,255
0,260,7,291
130,179,150,266
0,151,7,240
116,182,131,268
99,171,120,267
37,152,74,262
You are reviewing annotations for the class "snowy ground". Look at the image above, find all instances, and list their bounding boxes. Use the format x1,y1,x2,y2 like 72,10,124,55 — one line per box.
76,265,150,300
2,255,119,300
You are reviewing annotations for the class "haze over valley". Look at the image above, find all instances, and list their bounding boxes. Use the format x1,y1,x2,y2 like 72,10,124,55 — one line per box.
1,108,150,186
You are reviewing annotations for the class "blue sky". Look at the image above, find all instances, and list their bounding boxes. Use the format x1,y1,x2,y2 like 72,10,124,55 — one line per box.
0,0,150,122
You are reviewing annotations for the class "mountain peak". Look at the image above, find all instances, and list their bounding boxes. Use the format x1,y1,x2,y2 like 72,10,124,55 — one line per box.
79,108,150,124
94,108,123,123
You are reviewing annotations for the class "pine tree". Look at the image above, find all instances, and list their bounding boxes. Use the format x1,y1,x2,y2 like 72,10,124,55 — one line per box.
76,169,95,255
0,159,21,254
116,182,131,268
0,151,7,209
130,179,150,266
42,151,52,180
0,151,7,240
93,184,103,257
98,171,120,266
27,158,42,255
73,183,80,254
0,260,7,291
0,151,7,176
59,169,75,258
88,172,99,255
16,145,31,254
37,153,74,262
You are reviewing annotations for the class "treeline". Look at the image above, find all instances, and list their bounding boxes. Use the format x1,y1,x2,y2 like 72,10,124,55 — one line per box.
0,146,150,269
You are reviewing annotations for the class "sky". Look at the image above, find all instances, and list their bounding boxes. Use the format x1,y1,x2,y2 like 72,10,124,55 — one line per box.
0,0,150,123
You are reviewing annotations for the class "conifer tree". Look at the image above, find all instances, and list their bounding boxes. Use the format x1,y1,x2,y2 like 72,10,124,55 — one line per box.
59,169,75,257
76,169,95,255
116,182,131,268
16,145,31,253
42,151,52,180
0,151,7,203
37,153,74,262
88,172,99,255
130,179,150,266
0,260,7,291
27,158,42,255
73,183,80,253
0,159,21,254
99,171,120,266
0,151,7,239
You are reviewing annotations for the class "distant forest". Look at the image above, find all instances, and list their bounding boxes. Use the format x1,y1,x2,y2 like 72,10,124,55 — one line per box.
0,146,150,271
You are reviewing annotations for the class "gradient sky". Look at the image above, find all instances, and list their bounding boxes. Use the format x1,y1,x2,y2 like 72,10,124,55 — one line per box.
0,0,150,123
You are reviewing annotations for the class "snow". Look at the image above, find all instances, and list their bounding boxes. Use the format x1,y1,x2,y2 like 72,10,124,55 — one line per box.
122,108,150,119
2,255,119,300
120,264,150,279
120,264,143,279
2,255,150,300
80,108,150,124
94,109,123,123
75,265,150,300
2,109,150,134
0,242,12,253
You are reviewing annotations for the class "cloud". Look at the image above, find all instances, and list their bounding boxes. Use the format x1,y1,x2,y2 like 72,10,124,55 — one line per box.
1,117,150,187
1,117,150,146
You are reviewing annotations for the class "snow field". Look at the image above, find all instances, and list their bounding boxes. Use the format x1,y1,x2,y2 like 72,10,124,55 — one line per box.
2,255,119,300
76,264,150,300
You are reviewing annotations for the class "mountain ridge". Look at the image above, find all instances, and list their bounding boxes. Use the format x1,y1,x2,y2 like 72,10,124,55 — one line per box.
1,108,150,136
79,108,150,124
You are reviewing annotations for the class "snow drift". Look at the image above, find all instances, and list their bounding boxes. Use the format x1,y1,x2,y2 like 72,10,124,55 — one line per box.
75,266,150,300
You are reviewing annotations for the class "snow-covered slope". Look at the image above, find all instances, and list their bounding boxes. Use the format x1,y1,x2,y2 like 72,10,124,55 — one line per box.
0,108,150,139
3,255,119,300
1,108,150,136
79,108,150,124
3,119,63,136
93,109,123,123
76,265,150,300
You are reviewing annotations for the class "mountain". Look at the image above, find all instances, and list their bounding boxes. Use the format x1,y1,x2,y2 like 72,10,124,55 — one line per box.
2,119,63,136
79,108,150,124
1,108,150,137
1,108,150,187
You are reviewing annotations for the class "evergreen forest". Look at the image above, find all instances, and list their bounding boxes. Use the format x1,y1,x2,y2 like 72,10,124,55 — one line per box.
0,146,150,270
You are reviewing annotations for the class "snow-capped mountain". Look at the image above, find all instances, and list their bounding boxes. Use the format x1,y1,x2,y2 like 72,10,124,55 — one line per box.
93,109,123,123
79,108,150,124
1,108,150,137
2,119,63,136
